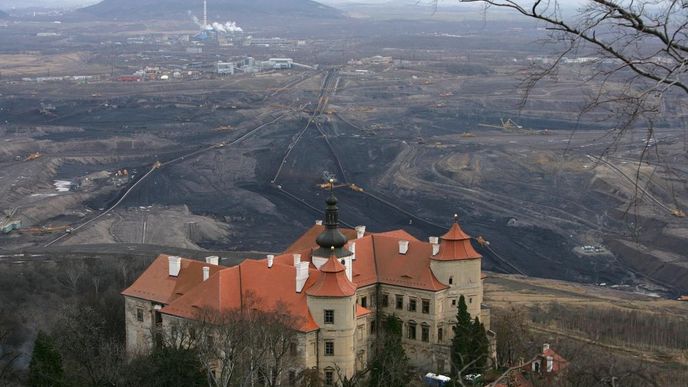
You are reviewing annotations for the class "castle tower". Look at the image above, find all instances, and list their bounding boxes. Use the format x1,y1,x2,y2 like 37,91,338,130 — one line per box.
307,249,357,380
429,215,483,323
312,189,354,270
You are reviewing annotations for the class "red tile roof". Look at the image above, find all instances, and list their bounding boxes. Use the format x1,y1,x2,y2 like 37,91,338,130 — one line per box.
127,220,481,333
161,259,320,332
306,255,356,297
121,254,225,304
541,347,568,373
434,223,481,261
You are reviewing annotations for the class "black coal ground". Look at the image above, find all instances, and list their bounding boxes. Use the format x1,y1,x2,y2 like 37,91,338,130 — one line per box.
109,111,637,287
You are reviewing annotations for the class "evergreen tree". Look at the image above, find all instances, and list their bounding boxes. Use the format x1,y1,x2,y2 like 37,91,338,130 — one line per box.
124,346,206,387
29,331,64,387
450,295,472,376
468,317,489,374
368,314,408,387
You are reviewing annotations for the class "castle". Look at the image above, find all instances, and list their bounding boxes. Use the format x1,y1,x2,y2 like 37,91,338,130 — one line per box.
123,192,492,384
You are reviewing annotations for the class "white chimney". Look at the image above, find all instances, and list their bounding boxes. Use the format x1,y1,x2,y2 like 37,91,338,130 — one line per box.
543,343,550,352
205,256,219,265
267,254,275,268
355,225,366,239
350,242,356,260
429,237,440,255
398,240,409,254
315,220,323,226
293,253,301,266
202,266,210,281
168,256,181,277
296,261,310,292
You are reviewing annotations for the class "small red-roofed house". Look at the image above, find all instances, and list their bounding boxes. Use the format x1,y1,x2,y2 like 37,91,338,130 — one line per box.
123,196,493,383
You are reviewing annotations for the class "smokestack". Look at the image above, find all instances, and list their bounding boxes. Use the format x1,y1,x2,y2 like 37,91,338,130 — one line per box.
293,253,301,266
267,254,274,268
168,256,181,277
203,0,208,29
296,261,310,292
398,240,409,255
205,256,219,265
202,266,210,281
355,225,366,239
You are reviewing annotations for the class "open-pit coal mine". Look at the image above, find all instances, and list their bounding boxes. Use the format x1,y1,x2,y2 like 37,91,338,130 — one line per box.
0,11,686,302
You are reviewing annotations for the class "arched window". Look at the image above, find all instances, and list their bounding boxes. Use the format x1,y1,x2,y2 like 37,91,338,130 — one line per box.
448,276,453,285
324,367,335,385
407,320,417,340
421,323,430,342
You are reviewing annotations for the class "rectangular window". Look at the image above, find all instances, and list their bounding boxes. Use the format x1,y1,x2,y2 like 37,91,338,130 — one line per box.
288,371,296,386
382,294,389,307
422,325,429,342
407,322,417,340
408,298,417,312
136,307,144,322
396,295,404,310
438,359,445,373
325,370,334,385
469,297,473,304
324,309,334,324
290,342,298,356
422,299,430,314
324,341,334,356
361,296,367,308
451,299,456,306
370,320,376,334
438,327,443,342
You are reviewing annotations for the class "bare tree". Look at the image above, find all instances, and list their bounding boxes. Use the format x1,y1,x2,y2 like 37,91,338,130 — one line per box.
451,0,688,219
457,0,687,124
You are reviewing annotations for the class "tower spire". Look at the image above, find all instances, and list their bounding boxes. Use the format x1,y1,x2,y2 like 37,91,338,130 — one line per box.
314,187,352,258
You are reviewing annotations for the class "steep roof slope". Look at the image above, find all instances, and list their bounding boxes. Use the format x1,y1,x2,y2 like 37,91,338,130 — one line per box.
80,0,342,20
122,254,225,304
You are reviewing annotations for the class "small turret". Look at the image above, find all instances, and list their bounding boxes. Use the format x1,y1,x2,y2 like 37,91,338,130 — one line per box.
433,214,481,261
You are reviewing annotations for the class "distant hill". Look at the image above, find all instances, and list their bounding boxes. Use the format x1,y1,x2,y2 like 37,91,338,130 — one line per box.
80,0,342,21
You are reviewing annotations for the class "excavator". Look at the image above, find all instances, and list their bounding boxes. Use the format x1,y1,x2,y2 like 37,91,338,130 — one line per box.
316,181,364,192
478,118,524,132
25,152,42,161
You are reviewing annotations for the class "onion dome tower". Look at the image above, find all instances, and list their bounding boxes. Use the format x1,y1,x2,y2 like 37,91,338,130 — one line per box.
313,188,353,259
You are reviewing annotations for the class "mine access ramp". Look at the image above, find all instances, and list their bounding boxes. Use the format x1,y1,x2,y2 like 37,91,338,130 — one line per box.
423,373,451,386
